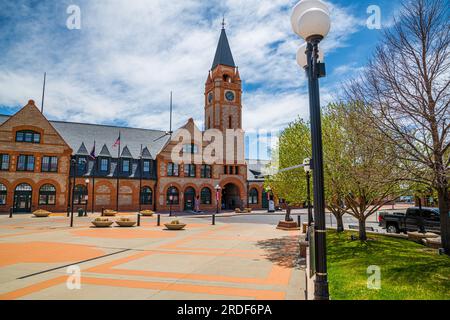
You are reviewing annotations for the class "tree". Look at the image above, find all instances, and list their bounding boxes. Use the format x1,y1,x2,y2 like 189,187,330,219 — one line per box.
345,0,450,251
333,102,405,240
265,118,311,209
321,105,350,232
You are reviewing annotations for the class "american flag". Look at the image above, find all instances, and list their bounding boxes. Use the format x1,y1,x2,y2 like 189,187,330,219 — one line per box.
112,134,121,148
89,141,96,160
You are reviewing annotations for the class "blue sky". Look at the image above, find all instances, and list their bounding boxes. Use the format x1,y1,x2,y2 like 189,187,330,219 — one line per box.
0,0,402,159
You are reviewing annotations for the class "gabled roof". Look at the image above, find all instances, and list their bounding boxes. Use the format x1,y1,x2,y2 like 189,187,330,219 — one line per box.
211,28,236,70
98,144,112,157
76,142,89,156
141,147,153,159
0,114,169,160
121,145,133,158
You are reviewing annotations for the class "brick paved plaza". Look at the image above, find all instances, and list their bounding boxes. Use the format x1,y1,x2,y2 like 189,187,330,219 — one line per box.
0,214,305,300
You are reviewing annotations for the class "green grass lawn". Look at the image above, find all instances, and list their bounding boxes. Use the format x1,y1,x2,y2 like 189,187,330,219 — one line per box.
327,231,450,300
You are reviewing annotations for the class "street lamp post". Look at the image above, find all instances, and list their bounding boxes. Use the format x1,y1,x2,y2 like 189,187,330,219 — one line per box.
70,159,76,228
265,186,272,213
291,0,330,300
303,158,313,227
169,190,173,217
84,178,89,216
215,185,221,214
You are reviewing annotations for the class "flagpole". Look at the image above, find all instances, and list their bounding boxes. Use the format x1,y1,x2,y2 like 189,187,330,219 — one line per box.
139,144,143,213
41,72,46,114
116,132,121,212
91,141,96,214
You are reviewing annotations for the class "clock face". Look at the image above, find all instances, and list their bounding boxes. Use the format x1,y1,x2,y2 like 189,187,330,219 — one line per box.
225,91,235,102
208,92,213,104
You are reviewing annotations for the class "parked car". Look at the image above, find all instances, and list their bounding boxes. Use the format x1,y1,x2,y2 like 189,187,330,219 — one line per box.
378,207,440,234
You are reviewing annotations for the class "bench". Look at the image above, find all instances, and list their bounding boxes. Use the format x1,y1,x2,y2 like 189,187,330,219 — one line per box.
348,225,375,232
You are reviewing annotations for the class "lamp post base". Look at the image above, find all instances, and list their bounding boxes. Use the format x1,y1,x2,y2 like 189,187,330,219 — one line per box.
314,278,329,300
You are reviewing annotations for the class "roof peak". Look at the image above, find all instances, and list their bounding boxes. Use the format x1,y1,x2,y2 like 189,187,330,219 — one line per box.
211,26,236,70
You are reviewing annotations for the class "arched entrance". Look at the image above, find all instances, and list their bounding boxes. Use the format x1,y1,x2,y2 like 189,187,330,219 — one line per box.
222,183,241,210
184,187,196,211
14,183,32,213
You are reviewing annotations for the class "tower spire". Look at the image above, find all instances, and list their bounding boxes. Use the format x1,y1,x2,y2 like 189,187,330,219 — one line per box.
211,21,235,70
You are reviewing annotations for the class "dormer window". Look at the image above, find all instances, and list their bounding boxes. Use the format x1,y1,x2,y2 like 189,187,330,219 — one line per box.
100,158,109,172
122,159,130,173
143,160,151,173
77,157,87,173
16,130,40,143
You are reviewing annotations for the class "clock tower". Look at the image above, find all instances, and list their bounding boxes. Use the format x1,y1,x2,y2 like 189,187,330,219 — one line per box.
205,24,242,132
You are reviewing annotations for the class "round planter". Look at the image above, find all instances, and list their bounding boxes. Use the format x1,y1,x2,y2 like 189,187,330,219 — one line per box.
164,223,187,231
116,221,137,228
103,211,117,217
140,211,154,217
33,211,51,218
92,221,113,228
33,213,50,218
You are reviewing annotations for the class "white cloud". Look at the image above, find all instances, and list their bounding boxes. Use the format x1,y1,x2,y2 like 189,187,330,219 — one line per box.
0,0,361,132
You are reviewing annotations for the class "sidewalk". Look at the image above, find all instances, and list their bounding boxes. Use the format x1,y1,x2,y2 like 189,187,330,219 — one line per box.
0,214,305,300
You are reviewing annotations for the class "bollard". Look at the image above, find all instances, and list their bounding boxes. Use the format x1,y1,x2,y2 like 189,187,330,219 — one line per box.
157,214,161,226
101,208,105,217
212,214,216,225
137,214,141,227
9,207,13,218
67,206,70,217
297,215,301,227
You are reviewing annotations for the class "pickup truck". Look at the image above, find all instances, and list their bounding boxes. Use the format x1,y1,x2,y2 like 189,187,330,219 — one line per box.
378,207,440,234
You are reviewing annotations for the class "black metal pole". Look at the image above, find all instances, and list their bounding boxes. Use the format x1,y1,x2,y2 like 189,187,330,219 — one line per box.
116,133,121,212
139,144,143,213
212,214,216,225
9,207,13,218
306,36,329,300
157,214,161,226
85,181,88,216
307,171,313,227
92,143,96,214
70,159,76,228
137,213,141,227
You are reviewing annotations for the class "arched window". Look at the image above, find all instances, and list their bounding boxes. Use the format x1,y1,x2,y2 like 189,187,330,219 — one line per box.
15,130,41,143
201,188,212,205
223,74,231,83
249,188,259,204
16,183,32,191
166,187,179,205
73,185,87,205
229,116,232,129
141,187,153,205
0,183,6,205
39,184,56,205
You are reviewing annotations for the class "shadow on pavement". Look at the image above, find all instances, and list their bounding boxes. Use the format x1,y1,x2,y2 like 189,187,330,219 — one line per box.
256,235,304,269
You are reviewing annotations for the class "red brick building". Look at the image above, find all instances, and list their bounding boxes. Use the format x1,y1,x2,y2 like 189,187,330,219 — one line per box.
0,26,269,214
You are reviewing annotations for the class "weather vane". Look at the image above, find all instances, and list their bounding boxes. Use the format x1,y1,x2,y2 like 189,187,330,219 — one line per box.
222,15,226,29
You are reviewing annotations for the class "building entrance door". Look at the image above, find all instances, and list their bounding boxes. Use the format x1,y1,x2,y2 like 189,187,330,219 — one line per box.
14,184,32,213
184,187,195,211
222,183,241,210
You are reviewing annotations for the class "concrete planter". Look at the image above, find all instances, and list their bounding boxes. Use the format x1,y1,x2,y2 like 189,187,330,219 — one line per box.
103,210,117,217
33,210,51,218
116,220,137,227
164,223,186,230
92,220,113,228
140,210,154,217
